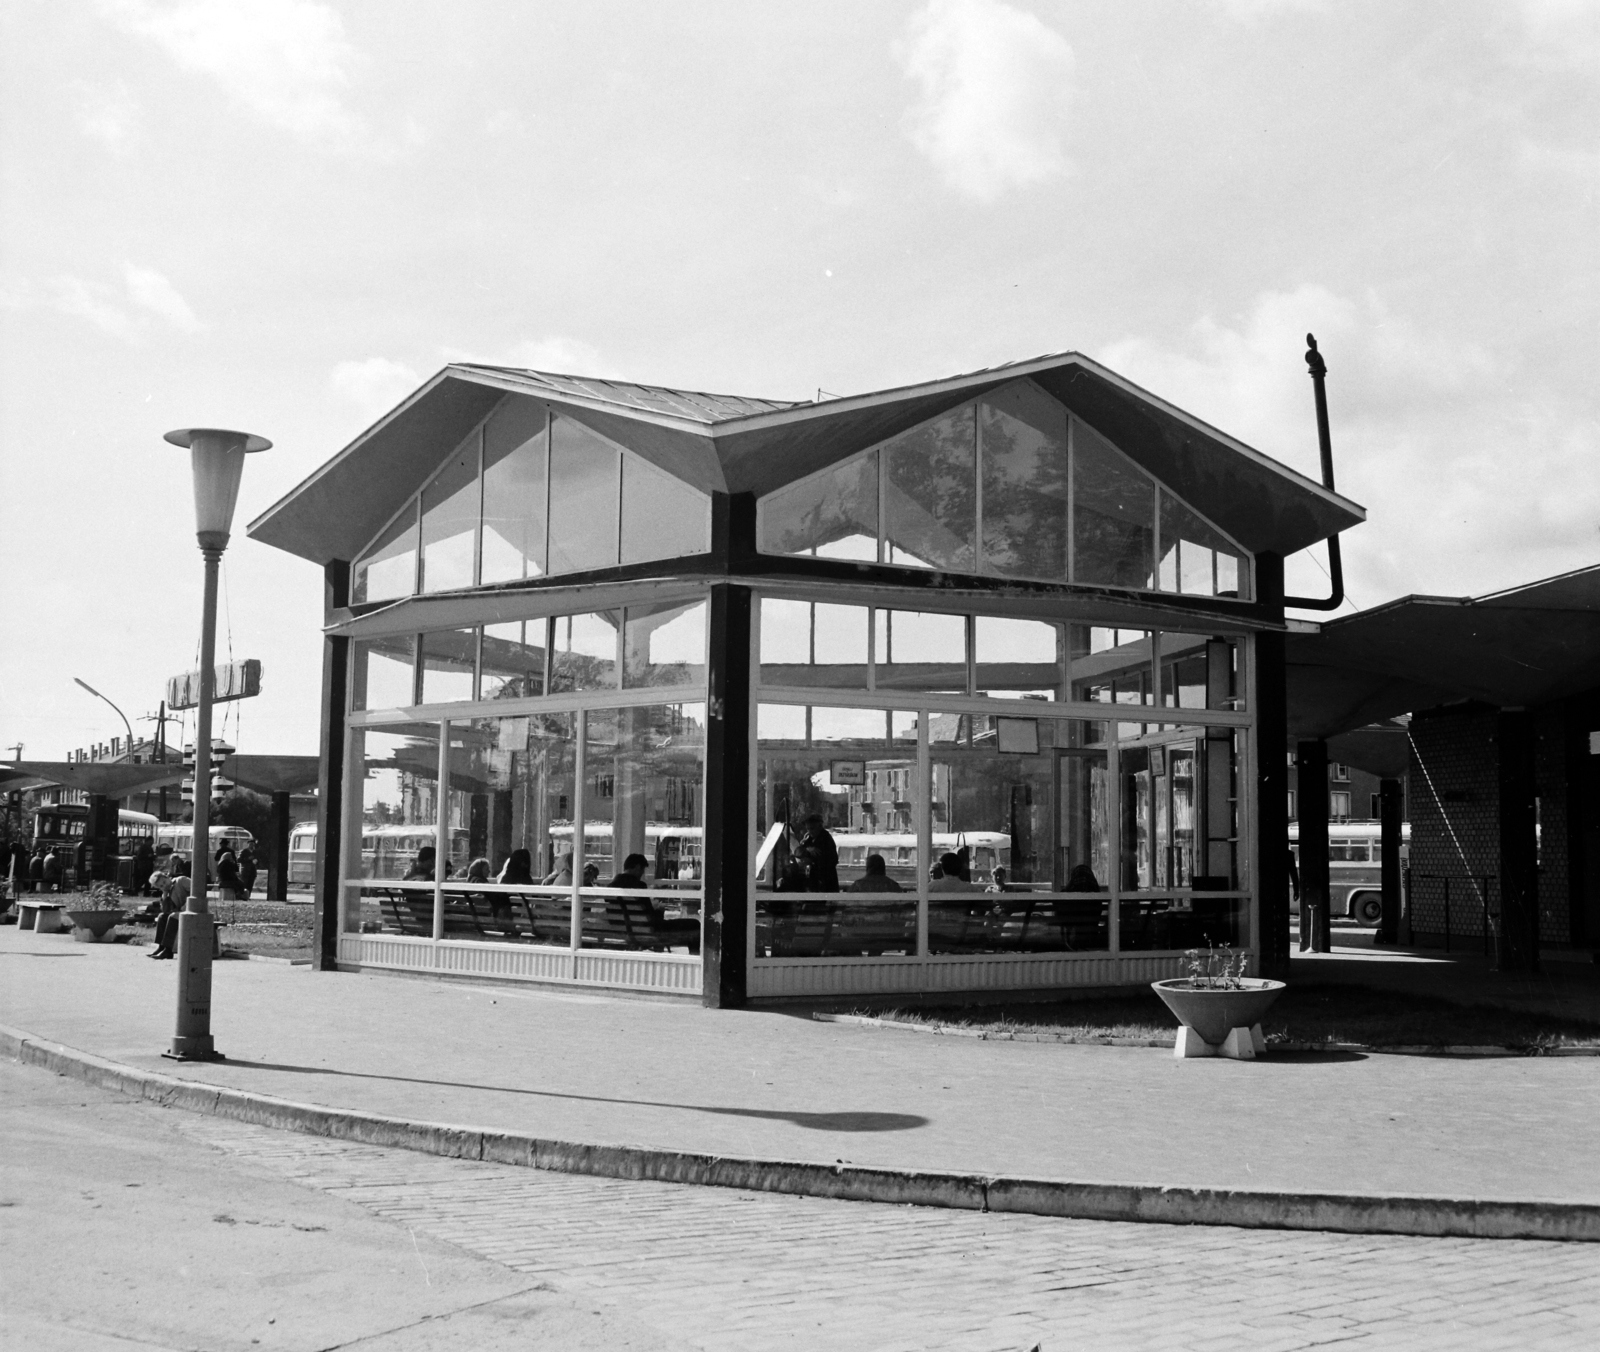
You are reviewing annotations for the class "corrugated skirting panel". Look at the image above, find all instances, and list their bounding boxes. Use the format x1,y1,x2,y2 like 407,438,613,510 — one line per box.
746,952,1191,999
336,934,701,994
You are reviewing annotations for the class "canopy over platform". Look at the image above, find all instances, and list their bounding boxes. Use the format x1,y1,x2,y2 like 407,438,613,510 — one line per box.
1287,565,1600,739
248,353,1364,569
0,755,319,800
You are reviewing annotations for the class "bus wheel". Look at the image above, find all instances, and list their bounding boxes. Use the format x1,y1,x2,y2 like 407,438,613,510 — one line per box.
1352,892,1383,925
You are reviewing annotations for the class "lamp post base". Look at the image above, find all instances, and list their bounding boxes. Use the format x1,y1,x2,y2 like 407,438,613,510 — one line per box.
162,1044,226,1062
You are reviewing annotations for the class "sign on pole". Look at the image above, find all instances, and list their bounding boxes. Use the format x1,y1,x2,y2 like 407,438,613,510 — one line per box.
166,659,261,711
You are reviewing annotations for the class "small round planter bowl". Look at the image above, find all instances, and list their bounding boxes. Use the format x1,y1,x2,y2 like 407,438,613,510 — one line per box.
1151,978,1286,1047
65,910,125,943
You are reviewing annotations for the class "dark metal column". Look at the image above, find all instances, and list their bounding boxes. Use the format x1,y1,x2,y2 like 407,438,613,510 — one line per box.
268,790,291,901
1254,552,1292,979
702,581,752,1008
1297,739,1331,953
1497,709,1540,972
312,561,351,973
1378,777,1403,945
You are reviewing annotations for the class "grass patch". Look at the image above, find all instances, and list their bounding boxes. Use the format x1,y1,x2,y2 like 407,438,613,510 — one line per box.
866,983,1600,1050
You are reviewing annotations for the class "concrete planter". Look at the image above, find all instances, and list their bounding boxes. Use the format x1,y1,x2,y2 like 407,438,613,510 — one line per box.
1152,978,1286,1059
65,910,125,943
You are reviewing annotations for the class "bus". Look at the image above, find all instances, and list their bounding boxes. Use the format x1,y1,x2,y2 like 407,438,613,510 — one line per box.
548,822,704,885
288,822,318,887
29,805,159,892
1288,820,1410,924
829,831,1012,888
155,822,256,866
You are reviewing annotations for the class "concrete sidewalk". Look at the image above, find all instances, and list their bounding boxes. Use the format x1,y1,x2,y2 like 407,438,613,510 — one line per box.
4,926,1598,1238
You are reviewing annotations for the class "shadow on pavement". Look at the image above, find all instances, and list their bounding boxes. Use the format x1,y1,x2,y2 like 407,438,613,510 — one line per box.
1261,1050,1367,1064
221,1058,930,1133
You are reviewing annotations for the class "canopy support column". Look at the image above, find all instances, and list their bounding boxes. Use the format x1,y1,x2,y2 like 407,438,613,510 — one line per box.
1297,739,1331,953
313,560,351,971
703,582,751,1008
1497,709,1539,972
1378,777,1403,945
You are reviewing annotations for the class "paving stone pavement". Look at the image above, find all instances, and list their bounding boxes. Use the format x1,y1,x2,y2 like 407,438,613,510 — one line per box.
176,1115,1599,1352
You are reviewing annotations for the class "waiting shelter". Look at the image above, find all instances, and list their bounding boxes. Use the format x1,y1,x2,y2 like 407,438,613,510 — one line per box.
247,355,1360,1004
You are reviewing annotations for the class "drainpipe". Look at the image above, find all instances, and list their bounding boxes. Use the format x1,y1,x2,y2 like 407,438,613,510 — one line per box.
1285,333,1345,611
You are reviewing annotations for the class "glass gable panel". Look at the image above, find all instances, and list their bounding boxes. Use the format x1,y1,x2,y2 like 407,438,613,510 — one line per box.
419,432,480,594
481,397,547,585
980,384,1068,581
481,620,547,700
620,456,712,565
758,453,879,561
547,416,620,575
1073,420,1155,589
623,600,706,688
353,505,417,605
883,404,977,572
1159,491,1248,599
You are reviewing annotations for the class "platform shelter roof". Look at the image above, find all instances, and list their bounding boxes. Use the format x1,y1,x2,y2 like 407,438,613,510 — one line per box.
1286,564,1600,740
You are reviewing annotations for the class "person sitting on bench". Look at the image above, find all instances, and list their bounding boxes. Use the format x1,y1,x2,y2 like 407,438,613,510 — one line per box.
606,853,650,889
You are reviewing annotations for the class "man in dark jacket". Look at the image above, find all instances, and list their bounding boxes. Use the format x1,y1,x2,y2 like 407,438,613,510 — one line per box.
797,815,839,892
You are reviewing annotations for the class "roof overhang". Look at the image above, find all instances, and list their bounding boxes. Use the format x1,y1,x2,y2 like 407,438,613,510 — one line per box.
248,353,1365,569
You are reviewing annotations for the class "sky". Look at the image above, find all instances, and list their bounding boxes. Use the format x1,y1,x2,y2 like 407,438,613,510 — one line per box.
2,0,1596,759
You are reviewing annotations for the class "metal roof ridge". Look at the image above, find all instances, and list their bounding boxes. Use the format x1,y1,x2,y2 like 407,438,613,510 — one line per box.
450,362,805,417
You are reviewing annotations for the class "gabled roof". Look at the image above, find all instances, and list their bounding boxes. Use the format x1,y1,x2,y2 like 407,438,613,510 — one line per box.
1287,565,1600,737
248,352,1365,567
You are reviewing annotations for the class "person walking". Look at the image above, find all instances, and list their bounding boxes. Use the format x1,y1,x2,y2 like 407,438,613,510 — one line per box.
27,847,44,894
42,847,63,894
237,846,258,899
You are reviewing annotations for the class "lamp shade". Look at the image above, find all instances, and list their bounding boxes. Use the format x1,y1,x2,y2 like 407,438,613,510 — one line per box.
165,428,271,549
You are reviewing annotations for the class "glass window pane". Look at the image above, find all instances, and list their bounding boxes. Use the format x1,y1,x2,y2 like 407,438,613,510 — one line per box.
1073,420,1155,589
446,712,575,945
928,725,1109,955
582,702,705,896
755,707,916,957
980,384,1068,581
1070,627,1153,711
1157,491,1249,599
624,600,706,688
358,726,440,883
758,598,869,689
1118,730,1246,950
481,620,547,700
1158,633,1241,711
419,628,477,704
550,611,619,692
883,404,977,572
420,432,480,594
481,397,547,585
547,416,620,575
758,453,879,561
353,505,417,604
352,635,415,711
620,457,712,565
975,616,1062,700
873,609,967,693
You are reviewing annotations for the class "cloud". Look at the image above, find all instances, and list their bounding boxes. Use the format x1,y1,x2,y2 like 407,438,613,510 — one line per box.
100,0,363,143
73,81,142,150
1,266,202,342
434,336,617,378
123,264,202,332
330,357,422,421
1099,286,1596,608
1206,0,1324,21
895,0,1074,201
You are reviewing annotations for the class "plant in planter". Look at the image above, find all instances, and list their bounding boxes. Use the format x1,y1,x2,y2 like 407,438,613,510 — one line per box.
1151,943,1285,1060
64,881,128,943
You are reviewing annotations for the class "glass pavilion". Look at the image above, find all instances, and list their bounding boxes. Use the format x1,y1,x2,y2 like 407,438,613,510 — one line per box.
248,354,1361,1004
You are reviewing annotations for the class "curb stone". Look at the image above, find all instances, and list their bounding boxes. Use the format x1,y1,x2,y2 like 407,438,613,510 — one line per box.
3,1022,1595,1243
812,1012,1600,1057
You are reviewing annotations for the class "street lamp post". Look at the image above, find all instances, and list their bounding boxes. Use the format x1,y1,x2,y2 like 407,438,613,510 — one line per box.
73,678,135,759
163,426,270,1062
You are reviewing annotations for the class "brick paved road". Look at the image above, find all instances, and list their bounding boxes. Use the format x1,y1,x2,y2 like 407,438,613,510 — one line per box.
179,1116,1599,1352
